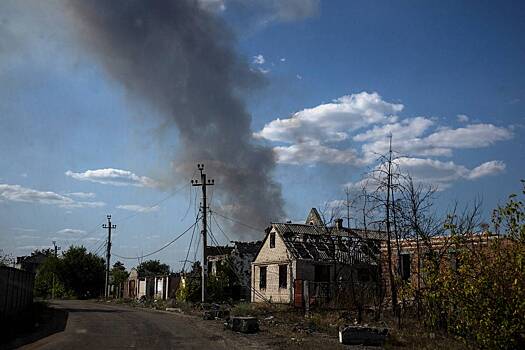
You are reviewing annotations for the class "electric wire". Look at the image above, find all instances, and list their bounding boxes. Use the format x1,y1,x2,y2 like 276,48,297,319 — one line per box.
112,218,198,260
182,214,199,272
210,210,263,233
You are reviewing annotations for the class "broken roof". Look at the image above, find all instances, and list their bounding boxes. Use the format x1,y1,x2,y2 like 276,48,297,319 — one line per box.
271,222,383,265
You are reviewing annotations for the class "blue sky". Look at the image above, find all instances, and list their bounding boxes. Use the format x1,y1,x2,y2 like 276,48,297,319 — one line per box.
1,0,524,270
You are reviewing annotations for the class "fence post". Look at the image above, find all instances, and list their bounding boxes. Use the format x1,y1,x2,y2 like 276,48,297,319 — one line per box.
303,280,310,315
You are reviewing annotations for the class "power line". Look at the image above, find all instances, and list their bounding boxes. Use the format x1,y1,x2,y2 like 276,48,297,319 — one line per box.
211,212,231,242
211,210,263,233
182,215,199,272
118,182,191,226
112,219,198,260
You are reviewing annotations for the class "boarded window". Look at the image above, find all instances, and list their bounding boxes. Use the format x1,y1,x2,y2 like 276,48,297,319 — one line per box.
401,253,411,281
270,232,276,248
279,265,287,288
314,264,330,282
259,266,267,289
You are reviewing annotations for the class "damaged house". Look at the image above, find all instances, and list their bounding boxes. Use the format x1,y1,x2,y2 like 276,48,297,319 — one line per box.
207,241,263,300
251,208,384,306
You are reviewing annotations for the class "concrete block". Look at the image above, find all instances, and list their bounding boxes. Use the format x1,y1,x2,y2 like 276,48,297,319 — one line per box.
339,325,388,346
203,309,230,320
226,316,259,333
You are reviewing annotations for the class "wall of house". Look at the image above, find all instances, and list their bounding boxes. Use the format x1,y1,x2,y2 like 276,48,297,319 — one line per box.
252,262,292,303
379,234,497,298
252,228,293,303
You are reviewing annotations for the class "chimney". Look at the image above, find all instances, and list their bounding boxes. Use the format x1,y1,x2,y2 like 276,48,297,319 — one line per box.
335,218,343,230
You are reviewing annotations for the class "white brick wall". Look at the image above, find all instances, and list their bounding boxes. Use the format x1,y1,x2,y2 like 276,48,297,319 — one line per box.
252,228,293,303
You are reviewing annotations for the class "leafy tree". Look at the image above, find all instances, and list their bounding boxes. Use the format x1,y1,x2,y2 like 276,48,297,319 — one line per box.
176,261,201,302
34,255,69,298
111,261,129,285
422,181,525,349
58,246,105,299
136,259,170,277
207,257,240,302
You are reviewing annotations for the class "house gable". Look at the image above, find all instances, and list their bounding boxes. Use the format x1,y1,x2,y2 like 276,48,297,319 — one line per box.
305,208,324,226
253,226,293,264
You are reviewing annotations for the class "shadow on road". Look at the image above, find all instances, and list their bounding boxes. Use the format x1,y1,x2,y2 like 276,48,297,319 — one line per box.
0,303,68,350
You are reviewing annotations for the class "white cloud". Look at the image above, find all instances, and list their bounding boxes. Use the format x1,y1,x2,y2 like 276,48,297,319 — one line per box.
266,0,319,22
197,0,226,12
466,160,506,180
274,141,361,165
117,204,160,213
280,57,286,62
347,157,506,191
252,54,265,65
56,228,86,236
255,92,402,143
353,117,434,142
65,168,158,188
257,91,512,189
296,74,302,80
457,114,469,123
424,124,512,149
67,192,96,199
0,183,105,209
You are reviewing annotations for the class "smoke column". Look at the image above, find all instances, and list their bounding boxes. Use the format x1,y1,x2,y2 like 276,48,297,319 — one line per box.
68,0,285,237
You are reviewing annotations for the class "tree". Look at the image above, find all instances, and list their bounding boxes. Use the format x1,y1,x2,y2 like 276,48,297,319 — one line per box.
111,261,129,298
176,261,201,302
0,249,14,267
34,255,68,298
136,259,170,278
58,246,105,299
420,181,525,349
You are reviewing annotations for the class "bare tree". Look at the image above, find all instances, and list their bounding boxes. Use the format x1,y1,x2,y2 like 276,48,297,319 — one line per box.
363,135,404,319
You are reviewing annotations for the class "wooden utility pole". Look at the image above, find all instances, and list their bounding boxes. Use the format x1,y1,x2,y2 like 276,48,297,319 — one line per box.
191,163,214,303
103,215,116,299
51,241,60,299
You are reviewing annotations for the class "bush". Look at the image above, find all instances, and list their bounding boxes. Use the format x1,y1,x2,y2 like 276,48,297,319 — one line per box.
422,182,525,349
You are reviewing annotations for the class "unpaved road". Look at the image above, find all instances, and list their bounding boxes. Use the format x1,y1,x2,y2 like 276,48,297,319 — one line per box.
15,300,268,350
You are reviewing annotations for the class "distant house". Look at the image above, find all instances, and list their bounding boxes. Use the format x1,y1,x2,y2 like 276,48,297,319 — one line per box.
207,240,263,300
251,208,383,304
15,253,48,274
123,268,181,300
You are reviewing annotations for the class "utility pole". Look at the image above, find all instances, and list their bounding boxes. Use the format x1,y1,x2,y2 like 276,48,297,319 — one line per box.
344,186,352,229
102,215,116,299
51,241,60,299
191,163,214,303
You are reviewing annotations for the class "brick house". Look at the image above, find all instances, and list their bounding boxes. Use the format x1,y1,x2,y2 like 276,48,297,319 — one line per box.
380,232,500,297
251,208,384,304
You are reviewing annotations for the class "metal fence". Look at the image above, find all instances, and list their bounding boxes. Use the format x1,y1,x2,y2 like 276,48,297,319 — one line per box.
0,266,35,322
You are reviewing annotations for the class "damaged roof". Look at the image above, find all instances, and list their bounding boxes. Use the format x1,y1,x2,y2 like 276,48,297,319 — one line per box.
271,222,383,265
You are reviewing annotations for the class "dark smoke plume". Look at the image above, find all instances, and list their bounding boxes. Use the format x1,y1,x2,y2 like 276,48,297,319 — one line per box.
68,0,285,237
